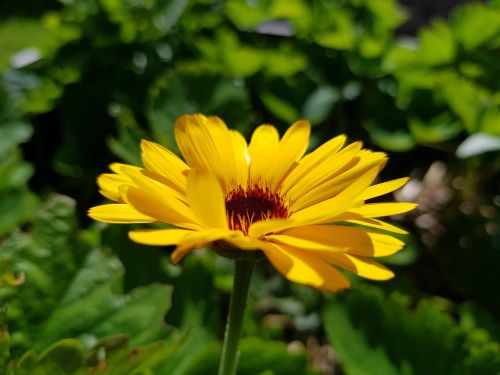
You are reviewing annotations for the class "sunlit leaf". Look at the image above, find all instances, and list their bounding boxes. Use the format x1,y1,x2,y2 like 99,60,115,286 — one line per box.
324,286,466,375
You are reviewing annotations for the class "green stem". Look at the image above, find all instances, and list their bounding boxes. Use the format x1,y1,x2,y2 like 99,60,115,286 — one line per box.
218,259,256,375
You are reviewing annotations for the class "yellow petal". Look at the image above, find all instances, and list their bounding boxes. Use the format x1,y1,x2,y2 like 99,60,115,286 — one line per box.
269,120,311,188
174,114,241,192
284,141,361,203
186,168,227,229
291,166,380,224
247,199,357,238
249,120,311,189
359,177,409,200
223,235,262,250
261,242,350,292
229,130,249,188
269,225,405,256
291,151,387,211
175,114,221,169
140,139,188,193
333,214,409,234
248,124,280,183
109,162,142,175
128,228,193,246
281,135,347,195
248,218,300,238
97,173,131,202
124,184,200,230
88,204,155,223
115,161,188,204
171,229,235,264
250,167,365,232
349,202,418,218
318,253,394,280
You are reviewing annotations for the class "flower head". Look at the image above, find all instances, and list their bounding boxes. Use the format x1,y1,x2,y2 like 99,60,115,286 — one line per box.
89,114,416,291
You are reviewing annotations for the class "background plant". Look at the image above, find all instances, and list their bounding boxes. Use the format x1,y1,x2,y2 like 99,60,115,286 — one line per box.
0,0,499,374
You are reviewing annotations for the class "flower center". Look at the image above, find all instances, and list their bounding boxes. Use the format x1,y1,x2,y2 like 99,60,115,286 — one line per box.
225,185,289,234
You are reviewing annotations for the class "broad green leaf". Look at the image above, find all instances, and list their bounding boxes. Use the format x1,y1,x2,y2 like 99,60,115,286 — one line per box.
0,195,172,358
0,307,10,368
409,114,462,144
324,286,466,375
0,19,53,71
0,196,87,351
152,0,188,34
362,0,407,29
36,339,86,374
0,188,38,236
225,0,312,35
0,122,32,156
418,20,455,65
182,337,316,375
264,46,308,77
155,255,218,375
452,3,500,50
364,122,416,152
382,43,419,73
224,0,268,30
436,74,477,132
12,335,177,375
0,119,36,235
0,153,33,190
260,91,299,123
38,249,171,349
312,4,354,50
436,73,499,134
2,69,62,114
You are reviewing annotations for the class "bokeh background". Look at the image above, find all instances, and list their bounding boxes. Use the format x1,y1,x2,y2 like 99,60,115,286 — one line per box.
1,0,499,374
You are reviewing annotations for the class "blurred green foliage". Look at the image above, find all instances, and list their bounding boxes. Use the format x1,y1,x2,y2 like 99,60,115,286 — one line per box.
0,0,499,374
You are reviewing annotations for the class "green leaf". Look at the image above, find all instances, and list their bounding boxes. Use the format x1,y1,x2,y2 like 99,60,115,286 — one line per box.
436,73,499,134
365,121,416,152
36,339,86,374
0,122,32,156
38,249,172,349
264,46,308,77
418,20,456,65
182,337,316,375
155,255,218,375
0,19,53,71
0,307,10,368
2,69,62,114
452,3,500,50
0,187,38,236
11,335,177,374
0,195,171,358
409,114,462,144
324,286,466,375
260,91,299,124
311,4,355,50
152,0,188,34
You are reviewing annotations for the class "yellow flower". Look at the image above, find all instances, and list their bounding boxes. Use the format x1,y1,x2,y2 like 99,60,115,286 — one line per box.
89,114,416,292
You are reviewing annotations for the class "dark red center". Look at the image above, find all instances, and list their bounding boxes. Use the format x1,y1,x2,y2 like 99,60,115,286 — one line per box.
225,185,289,234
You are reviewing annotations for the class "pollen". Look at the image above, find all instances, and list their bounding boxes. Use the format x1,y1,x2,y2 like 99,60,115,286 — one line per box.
225,185,289,234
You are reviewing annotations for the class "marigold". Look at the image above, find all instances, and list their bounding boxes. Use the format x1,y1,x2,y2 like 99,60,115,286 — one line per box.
89,114,416,291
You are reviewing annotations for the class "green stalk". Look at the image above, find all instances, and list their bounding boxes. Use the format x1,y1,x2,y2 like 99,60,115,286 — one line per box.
218,259,256,375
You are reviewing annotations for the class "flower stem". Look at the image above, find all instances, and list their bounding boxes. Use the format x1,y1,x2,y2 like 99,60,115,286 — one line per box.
218,258,256,375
